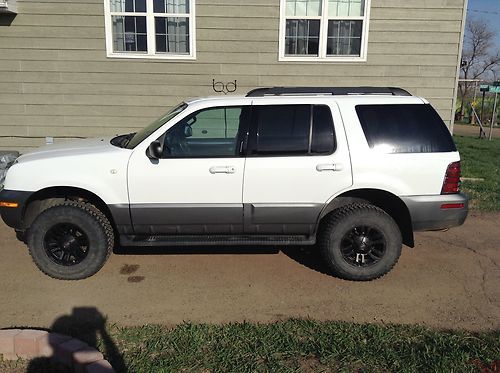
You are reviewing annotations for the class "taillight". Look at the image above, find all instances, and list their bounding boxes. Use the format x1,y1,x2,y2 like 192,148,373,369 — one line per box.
441,161,461,194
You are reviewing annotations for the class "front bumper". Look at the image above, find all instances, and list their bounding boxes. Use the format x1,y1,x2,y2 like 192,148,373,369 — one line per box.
0,189,33,230
402,193,469,231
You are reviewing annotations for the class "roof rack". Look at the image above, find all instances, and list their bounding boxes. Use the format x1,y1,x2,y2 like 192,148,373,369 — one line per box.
246,87,412,97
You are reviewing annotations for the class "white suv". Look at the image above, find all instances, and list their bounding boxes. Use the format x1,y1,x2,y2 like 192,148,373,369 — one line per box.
0,87,468,281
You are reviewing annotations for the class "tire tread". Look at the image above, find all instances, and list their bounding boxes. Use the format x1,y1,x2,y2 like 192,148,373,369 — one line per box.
27,200,114,280
318,203,402,281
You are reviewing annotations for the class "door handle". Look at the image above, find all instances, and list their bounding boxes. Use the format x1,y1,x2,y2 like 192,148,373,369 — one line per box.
316,163,343,172
209,166,236,174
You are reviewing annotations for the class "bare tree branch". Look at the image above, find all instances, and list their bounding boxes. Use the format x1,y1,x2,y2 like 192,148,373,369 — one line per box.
458,18,500,119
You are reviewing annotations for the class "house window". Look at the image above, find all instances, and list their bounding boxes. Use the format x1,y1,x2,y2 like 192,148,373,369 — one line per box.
104,0,196,59
279,0,370,61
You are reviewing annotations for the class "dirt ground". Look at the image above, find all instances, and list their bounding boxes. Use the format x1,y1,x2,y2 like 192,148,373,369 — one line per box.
453,123,500,139
0,212,498,332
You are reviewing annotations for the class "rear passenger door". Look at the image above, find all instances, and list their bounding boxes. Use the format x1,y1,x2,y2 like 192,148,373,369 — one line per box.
243,100,352,235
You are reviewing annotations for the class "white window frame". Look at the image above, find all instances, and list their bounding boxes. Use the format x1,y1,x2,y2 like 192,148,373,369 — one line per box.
278,0,370,62
104,0,196,60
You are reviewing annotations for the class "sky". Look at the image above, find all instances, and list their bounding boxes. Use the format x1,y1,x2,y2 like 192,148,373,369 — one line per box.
466,0,500,48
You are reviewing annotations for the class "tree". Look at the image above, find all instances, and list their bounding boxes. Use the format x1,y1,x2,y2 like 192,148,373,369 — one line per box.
458,18,500,121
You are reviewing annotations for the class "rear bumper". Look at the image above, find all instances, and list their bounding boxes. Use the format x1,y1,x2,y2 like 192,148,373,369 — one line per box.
402,193,468,231
0,189,32,230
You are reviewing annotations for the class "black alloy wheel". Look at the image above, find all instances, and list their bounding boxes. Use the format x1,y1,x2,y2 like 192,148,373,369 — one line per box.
340,225,386,267
43,223,90,266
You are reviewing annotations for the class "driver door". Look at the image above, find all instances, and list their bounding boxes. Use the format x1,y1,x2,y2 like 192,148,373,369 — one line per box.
127,104,250,235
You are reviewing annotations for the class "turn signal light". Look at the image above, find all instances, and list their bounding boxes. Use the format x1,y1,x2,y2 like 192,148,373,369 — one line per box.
0,201,18,208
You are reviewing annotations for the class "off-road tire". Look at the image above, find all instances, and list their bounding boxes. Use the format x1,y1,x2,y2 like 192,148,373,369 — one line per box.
27,201,114,280
319,203,402,281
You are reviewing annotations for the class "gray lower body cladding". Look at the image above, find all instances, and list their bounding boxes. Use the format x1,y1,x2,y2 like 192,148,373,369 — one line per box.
2,190,468,242
123,203,323,235
401,193,468,231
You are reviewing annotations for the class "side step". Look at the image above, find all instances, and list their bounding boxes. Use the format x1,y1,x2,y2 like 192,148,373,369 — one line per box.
120,234,316,247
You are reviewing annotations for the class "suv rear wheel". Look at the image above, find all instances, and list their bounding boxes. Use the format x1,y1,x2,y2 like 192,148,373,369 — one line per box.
319,203,402,281
27,201,114,280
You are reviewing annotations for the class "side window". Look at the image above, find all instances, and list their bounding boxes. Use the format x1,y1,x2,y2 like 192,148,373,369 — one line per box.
251,104,335,156
162,106,246,158
355,104,457,153
256,105,310,155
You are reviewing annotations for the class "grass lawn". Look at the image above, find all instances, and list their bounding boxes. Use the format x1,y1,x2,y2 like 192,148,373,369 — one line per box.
47,320,497,372
4,321,498,372
453,136,500,211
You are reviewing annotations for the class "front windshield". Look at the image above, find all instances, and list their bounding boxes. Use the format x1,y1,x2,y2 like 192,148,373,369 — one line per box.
125,102,188,149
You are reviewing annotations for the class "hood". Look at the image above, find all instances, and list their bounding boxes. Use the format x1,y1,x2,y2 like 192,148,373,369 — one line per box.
16,137,125,163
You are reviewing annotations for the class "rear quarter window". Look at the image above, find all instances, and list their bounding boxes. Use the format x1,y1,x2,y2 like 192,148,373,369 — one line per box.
355,104,456,153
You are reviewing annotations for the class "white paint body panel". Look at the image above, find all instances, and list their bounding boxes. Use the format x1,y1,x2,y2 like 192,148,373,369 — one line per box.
4,137,131,204
334,96,460,196
243,98,353,205
127,157,245,205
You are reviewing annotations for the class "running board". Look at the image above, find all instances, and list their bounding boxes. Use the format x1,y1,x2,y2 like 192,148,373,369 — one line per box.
120,234,316,247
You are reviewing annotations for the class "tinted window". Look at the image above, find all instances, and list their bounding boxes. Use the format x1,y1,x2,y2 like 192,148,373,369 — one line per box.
256,105,310,155
356,104,456,153
162,106,247,158
253,105,335,156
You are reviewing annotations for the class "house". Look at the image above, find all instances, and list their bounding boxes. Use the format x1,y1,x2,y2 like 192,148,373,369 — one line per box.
0,0,467,152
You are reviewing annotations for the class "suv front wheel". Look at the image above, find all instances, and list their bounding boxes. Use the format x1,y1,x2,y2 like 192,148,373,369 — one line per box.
319,203,402,281
27,201,114,280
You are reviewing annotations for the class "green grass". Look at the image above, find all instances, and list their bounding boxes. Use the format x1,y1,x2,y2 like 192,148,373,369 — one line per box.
83,320,498,373
4,321,498,372
453,136,500,211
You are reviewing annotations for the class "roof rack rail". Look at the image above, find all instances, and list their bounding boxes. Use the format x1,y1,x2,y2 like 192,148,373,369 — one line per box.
246,87,412,97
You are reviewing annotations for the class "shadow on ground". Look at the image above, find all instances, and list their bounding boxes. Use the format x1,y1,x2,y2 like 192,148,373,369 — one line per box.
27,307,127,373
114,244,331,276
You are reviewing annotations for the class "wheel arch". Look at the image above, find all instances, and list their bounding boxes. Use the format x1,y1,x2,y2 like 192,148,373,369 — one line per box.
318,188,414,247
22,186,118,234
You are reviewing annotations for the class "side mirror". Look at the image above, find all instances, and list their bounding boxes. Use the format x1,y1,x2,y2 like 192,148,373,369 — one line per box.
146,140,163,159
184,125,193,137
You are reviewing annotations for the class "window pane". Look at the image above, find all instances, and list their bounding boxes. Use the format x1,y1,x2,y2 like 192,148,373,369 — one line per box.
155,17,190,54
328,0,364,17
163,107,244,157
285,0,322,16
355,104,457,153
311,105,335,154
112,16,148,52
327,20,362,56
255,105,310,155
153,0,189,13
285,19,320,56
110,0,146,12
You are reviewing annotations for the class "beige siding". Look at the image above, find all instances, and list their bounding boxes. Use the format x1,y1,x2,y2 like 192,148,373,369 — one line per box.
0,0,466,152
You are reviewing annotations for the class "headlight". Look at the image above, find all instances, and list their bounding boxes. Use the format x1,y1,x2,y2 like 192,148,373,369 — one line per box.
0,152,19,189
